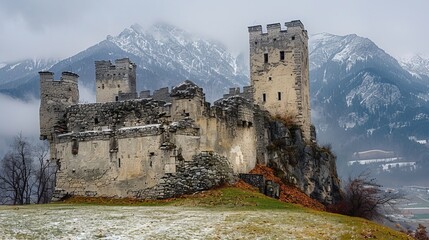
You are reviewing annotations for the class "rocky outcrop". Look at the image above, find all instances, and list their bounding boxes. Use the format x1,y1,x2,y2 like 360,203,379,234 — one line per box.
265,120,342,205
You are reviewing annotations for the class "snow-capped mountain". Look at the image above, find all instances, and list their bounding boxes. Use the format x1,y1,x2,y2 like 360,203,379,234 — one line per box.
399,55,429,79
0,23,248,102
309,33,429,176
0,59,58,98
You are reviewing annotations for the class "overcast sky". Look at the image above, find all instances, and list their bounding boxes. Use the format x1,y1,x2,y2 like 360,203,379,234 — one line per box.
0,0,428,63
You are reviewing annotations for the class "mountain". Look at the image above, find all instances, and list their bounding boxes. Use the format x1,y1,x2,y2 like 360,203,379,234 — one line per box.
399,55,429,80
0,23,248,102
309,33,429,182
0,59,58,99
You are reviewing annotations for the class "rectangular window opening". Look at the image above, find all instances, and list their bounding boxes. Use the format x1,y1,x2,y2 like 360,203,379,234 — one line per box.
262,93,266,102
264,53,268,63
278,92,282,101
71,139,79,155
280,51,285,61
118,158,121,168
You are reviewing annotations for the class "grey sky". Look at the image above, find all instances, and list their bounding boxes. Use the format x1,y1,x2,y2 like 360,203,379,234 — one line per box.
0,0,428,63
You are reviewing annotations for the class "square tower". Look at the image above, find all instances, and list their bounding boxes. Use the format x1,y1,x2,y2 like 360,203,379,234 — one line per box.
95,58,137,103
249,20,311,141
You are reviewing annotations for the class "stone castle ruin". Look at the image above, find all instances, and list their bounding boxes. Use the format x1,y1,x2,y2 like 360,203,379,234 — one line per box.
39,20,341,204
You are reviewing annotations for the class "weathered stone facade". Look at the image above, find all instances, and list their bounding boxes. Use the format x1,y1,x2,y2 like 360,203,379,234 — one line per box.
39,71,79,141
40,20,341,204
249,20,311,142
95,58,137,103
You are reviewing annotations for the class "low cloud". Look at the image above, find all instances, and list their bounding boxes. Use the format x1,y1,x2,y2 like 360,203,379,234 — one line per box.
0,94,40,156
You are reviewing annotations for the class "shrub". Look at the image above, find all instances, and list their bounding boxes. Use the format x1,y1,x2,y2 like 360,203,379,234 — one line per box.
328,171,404,221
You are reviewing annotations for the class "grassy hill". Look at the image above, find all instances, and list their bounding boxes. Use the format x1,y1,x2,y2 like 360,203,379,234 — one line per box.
0,186,412,239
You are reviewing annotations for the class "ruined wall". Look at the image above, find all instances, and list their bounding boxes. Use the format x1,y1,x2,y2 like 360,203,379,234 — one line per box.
95,58,137,103
39,71,79,141
198,96,257,173
65,99,168,133
52,119,236,200
222,86,253,100
170,80,205,122
249,21,311,141
51,84,258,200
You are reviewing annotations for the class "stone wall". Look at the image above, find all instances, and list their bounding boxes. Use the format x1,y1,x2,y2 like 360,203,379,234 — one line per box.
65,99,168,134
51,83,261,200
129,152,234,199
222,86,253,101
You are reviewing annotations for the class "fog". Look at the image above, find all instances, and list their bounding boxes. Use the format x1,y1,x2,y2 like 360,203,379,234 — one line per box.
0,94,40,156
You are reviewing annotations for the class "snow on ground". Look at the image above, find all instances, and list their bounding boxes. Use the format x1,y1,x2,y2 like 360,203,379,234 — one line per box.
0,205,349,239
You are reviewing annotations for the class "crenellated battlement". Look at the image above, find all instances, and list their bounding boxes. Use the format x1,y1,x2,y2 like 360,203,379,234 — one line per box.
39,71,79,84
222,86,253,100
248,20,305,37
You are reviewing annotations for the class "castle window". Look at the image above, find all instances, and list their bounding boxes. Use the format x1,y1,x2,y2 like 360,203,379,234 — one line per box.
94,117,99,124
268,77,272,81
273,38,277,42
262,93,266,102
118,158,121,168
102,84,105,89
280,51,285,61
292,36,295,40
71,139,78,155
264,53,268,63
118,84,120,88
115,96,119,102
278,92,282,100
254,41,257,45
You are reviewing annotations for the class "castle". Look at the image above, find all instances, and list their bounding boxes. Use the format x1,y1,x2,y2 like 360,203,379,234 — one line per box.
39,21,340,203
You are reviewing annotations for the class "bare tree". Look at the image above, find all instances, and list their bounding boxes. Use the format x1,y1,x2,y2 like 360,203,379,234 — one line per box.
0,134,33,204
330,171,404,220
33,142,56,203
0,134,56,205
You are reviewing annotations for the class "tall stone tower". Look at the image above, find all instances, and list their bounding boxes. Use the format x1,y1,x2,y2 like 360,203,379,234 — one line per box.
95,58,137,103
248,20,311,141
39,71,79,141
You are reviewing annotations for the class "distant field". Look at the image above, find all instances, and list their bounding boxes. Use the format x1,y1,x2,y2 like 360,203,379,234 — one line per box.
0,187,412,239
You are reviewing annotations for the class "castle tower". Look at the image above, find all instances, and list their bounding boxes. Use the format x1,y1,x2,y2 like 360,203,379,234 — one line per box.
95,58,137,103
248,20,311,141
39,71,79,141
